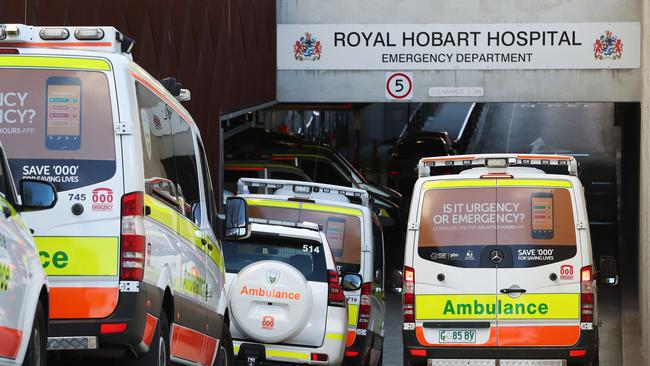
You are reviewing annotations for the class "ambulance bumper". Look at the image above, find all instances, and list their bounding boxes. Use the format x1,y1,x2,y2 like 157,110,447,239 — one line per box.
47,282,160,356
403,328,597,366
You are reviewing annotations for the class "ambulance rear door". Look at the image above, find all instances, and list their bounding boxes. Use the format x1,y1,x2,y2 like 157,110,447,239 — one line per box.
412,179,499,347
495,179,581,347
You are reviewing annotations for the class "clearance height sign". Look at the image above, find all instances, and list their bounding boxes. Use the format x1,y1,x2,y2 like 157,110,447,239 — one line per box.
278,23,640,70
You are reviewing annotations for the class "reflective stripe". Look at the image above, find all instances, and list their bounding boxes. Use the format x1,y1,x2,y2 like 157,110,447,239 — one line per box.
0,56,111,70
266,349,309,360
0,325,21,358
423,180,497,189
245,198,300,209
50,287,118,319
302,203,363,217
144,194,224,271
348,303,359,326
326,333,345,341
498,179,572,188
233,342,310,360
35,236,119,276
423,179,572,190
415,294,580,320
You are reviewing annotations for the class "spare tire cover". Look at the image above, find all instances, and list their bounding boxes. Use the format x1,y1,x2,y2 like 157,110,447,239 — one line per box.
229,260,313,343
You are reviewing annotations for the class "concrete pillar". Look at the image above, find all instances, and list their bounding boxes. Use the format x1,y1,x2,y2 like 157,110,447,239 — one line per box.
640,0,650,364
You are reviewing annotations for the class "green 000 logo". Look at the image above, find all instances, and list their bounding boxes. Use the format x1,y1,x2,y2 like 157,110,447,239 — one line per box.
0,263,10,292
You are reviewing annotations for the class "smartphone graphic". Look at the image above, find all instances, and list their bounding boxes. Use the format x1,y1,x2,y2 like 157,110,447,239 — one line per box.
326,217,346,258
45,76,82,150
531,192,554,239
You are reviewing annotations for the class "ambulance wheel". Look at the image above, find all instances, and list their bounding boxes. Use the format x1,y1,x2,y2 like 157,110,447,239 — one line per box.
132,310,170,366
214,323,234,366
23,301,46,366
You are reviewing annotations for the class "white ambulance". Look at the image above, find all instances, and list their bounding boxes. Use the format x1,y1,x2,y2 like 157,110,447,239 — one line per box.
0,24,249,365
401,154,618,366
223,220,347,365
236,178,386,366
0,142,57,366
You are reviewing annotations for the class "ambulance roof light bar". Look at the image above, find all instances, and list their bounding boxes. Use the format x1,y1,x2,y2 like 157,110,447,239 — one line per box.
0,24,133,55
418,153,578,177
237,178,371,207
249,218,321,231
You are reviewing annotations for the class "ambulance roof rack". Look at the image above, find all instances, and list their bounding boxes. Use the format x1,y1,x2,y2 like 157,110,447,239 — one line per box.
417,153,578,177
237,178,371,207
249,218,321,231
0,24,134,55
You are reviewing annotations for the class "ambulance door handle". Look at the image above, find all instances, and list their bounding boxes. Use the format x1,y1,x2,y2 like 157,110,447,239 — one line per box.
500,288,526,294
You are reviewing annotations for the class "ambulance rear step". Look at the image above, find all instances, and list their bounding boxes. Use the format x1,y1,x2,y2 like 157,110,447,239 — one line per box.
47,336,97,350
426,360,566,366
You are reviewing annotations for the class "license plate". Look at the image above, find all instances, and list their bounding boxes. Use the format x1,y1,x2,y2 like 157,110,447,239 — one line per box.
438,329,476,343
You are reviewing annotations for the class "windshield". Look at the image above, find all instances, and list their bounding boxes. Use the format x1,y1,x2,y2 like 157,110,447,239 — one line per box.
418,186,576,268
0,68,115,191
224,235,327,282
247,201,363,273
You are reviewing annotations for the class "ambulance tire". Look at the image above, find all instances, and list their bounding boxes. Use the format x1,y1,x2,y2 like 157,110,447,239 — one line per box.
214,323,234,366
22,302,46,366
132,310,170,366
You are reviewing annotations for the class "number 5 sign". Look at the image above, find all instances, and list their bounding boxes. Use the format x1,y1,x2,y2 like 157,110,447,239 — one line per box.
385,72,413,100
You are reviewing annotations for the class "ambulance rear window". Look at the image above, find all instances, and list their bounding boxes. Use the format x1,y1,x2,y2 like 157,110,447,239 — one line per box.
0,68,115,192
247,202,363,273
224,235,327,283
418,186,577,268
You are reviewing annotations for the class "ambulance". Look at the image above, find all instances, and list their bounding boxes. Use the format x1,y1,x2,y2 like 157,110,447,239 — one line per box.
0,24,249,365
236,178,386,366
223,219,347,365
401,154,618,366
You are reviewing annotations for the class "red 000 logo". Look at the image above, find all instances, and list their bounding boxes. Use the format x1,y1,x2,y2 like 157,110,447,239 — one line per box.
261,316,275,329
92,188,114,212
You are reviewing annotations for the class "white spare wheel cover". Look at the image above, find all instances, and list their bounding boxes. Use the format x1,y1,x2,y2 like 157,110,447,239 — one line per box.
229,260,313,343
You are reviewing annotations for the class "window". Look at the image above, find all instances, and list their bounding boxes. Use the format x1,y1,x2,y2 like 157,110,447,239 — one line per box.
0,69,116,192
197,140,216,227
223,235,327,282
137,83,178,207
270,169,308,182
298,158,350,187
169,113,200,223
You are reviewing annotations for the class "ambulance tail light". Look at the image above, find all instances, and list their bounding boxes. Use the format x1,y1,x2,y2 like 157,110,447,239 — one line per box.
357,282,372,330
120,192,146,281
403,266,415,324
580,265,594,322
327,270,346,307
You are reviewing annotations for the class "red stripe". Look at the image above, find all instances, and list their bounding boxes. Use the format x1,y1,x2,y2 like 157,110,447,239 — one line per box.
142,314,158,348
170,324,217,365
130,71,194,126
0,325,22,359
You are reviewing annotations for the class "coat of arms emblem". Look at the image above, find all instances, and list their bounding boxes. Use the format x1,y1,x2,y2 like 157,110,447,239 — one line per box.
267,270,281,285
593,31,623,60
294,32,322,61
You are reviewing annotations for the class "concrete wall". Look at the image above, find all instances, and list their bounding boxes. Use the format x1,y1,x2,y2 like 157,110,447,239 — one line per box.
278,0,642,103
639,0,650,363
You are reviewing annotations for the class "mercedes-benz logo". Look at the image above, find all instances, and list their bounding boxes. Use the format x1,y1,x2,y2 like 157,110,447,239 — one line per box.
490,250,504,264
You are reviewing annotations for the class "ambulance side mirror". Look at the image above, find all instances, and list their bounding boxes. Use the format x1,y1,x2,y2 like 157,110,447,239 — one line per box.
341,273,362,291
223,197,250,240
599,256,619,286
20,179,57,211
